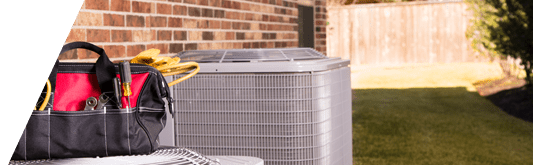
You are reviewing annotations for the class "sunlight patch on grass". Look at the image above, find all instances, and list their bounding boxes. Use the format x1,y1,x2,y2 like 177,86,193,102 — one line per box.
351,63,504,91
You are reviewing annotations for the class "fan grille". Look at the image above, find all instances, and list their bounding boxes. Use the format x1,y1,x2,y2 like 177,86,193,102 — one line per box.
175,48,326,63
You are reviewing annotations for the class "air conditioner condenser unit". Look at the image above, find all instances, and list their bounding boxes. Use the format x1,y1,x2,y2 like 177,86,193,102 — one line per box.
162,48,352,165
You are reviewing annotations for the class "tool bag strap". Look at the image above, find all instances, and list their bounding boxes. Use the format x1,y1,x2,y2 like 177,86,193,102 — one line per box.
46,42,117,94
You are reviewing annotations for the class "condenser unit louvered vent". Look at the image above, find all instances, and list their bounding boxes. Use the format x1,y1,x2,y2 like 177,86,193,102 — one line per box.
168,48,352,165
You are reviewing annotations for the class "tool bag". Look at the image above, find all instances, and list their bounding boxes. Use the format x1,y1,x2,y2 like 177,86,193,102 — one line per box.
11,42,173,160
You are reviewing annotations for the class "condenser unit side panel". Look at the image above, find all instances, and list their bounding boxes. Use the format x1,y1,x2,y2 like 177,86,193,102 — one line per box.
171,67,351,165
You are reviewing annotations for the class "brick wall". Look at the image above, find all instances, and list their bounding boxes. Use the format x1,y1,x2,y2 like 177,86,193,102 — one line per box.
61,0,328,61
315,0,326,54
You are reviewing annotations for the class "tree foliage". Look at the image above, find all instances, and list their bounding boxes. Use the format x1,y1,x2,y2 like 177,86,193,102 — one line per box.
465,0,533,86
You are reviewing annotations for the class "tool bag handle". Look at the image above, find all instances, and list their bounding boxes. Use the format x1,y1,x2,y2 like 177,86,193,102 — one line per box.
47,42,117,94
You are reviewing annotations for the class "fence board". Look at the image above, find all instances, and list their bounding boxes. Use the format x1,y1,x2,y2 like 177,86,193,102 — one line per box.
327,1,488,66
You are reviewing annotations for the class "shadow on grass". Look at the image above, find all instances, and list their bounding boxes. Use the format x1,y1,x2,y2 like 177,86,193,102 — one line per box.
484,85,533,123
352,87,533,165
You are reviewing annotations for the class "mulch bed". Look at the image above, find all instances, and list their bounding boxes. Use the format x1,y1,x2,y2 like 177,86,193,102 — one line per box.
476,77,533,122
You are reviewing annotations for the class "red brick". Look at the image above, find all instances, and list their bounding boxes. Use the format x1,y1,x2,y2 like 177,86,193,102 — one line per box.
66,29,86,42
110,0,130,12
188,7,201,17
78,48,101,59
85,0,109,10
173,31,187,40
209,0,221,7
132,1,151,13
169,43,183,53
221,0,231,8
169,0,182,2
157,3,172,14
232,22,241,29
103,45,126,58
184,0,196,4
147,44,169,54
173,5,187,15
241,3,250,10
78,44,103,59
198,20,209,29
267,42,274,48
197,0,208,5
151,16,167,27
202,8,213,17
75,12,103,26
58,49,78,60
226,32,234,40
157,30,172,41
269,16,278,22
232,2,241,9
225,11,235,19
126,15,145,27
111,30,132,42
103,14,125,26
87,29,110,42
168,17,182,27
244,13,253,21
259,24,267,30
241,23,250,30
202,31,213,40
183,19,197,28
209,20,220,29
252,42,260,48
243,42,250,48
184,43,198,51
145,16,151,28
214,10,225,18
127,45,146,57
221,21,231,29
233,42,242,49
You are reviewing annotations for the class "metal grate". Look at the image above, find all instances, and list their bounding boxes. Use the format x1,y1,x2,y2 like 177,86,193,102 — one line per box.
9,147,222,165
176,48,326,63
169,48,352,165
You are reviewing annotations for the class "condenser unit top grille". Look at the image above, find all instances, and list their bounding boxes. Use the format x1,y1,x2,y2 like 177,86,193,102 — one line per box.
176,48,326,63
174,48,349,73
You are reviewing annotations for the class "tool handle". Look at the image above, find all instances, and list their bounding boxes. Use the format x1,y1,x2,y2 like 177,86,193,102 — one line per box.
113,77,122,106
119,61,132,84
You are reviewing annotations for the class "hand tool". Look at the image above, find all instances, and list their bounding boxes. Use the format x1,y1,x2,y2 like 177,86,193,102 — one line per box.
95,93,109,110
113,77,122,108
35,79,52,111
119,61,132,111
84,97,98,110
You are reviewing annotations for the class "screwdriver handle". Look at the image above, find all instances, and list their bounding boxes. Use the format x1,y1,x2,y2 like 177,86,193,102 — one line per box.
119,61,132,84
113,77,122,106
119,61,132,97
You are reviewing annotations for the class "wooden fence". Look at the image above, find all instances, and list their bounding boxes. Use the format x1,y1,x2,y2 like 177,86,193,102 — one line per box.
327,1,489,67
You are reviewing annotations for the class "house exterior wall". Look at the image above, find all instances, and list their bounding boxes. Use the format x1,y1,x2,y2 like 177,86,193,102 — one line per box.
61,0,326,61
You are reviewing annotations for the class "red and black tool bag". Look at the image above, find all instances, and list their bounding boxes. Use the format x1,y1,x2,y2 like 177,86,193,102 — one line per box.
11,42,173,160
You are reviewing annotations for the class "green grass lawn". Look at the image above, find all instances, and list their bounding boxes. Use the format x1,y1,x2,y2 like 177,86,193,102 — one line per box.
352,87,533,165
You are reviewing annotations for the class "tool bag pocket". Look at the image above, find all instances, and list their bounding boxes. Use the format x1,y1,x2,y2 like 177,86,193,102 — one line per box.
11,42,172,160
12,109,151,160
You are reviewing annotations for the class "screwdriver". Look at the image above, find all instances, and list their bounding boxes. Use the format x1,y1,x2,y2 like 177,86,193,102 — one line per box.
119,61,132,111
113,77,122,108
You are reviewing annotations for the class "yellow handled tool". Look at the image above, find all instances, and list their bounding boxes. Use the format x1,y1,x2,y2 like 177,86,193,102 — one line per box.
35,79,51,111
130,49,199,87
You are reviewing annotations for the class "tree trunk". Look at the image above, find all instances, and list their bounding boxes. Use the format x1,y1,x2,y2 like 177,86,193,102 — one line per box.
525,61,532,88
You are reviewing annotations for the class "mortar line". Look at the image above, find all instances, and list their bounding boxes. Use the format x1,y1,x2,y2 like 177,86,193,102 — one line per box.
78,9,298,25
85,39,299,45
72,25,298,33
129,0,299,11
79,6,298,19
